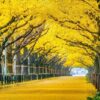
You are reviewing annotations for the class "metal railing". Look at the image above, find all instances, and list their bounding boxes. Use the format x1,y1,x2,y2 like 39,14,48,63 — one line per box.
0,65,67,85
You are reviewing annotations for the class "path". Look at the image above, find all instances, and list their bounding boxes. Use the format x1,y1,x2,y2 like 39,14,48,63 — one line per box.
0,76,96,100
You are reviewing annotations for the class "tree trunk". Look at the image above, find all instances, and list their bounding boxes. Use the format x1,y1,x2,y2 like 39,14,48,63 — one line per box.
94,54,100,90
96,55,100,90
0,57,2,82
0,52,3,84
13,55,17,75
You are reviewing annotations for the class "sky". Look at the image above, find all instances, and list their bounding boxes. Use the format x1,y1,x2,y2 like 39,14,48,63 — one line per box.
70,68,88,76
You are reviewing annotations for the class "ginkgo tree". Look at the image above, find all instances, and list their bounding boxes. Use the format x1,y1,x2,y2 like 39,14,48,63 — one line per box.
50,0,100,73
48,0,100,89
0,0,49,83
0,0,68,83
0,0,99,84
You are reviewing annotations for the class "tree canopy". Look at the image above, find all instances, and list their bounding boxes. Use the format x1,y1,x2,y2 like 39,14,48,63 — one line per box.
0,0,99,68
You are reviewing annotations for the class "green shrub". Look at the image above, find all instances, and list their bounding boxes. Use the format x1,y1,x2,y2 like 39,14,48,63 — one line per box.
87,92,100,100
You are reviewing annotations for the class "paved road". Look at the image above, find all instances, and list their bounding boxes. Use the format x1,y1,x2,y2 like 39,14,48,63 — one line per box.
0,76,96,100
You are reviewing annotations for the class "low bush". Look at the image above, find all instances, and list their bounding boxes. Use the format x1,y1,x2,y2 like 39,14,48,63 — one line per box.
87,92,100,100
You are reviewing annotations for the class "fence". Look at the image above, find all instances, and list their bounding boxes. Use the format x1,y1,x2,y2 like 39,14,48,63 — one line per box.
0,65,67,84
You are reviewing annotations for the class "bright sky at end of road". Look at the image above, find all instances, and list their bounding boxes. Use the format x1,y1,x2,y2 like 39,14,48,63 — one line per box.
70,68,88,76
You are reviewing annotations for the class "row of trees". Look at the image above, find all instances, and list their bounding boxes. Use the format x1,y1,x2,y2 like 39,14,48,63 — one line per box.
0,0,100,89
50,0,100,90
0,0,78,85
0,18,71,83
